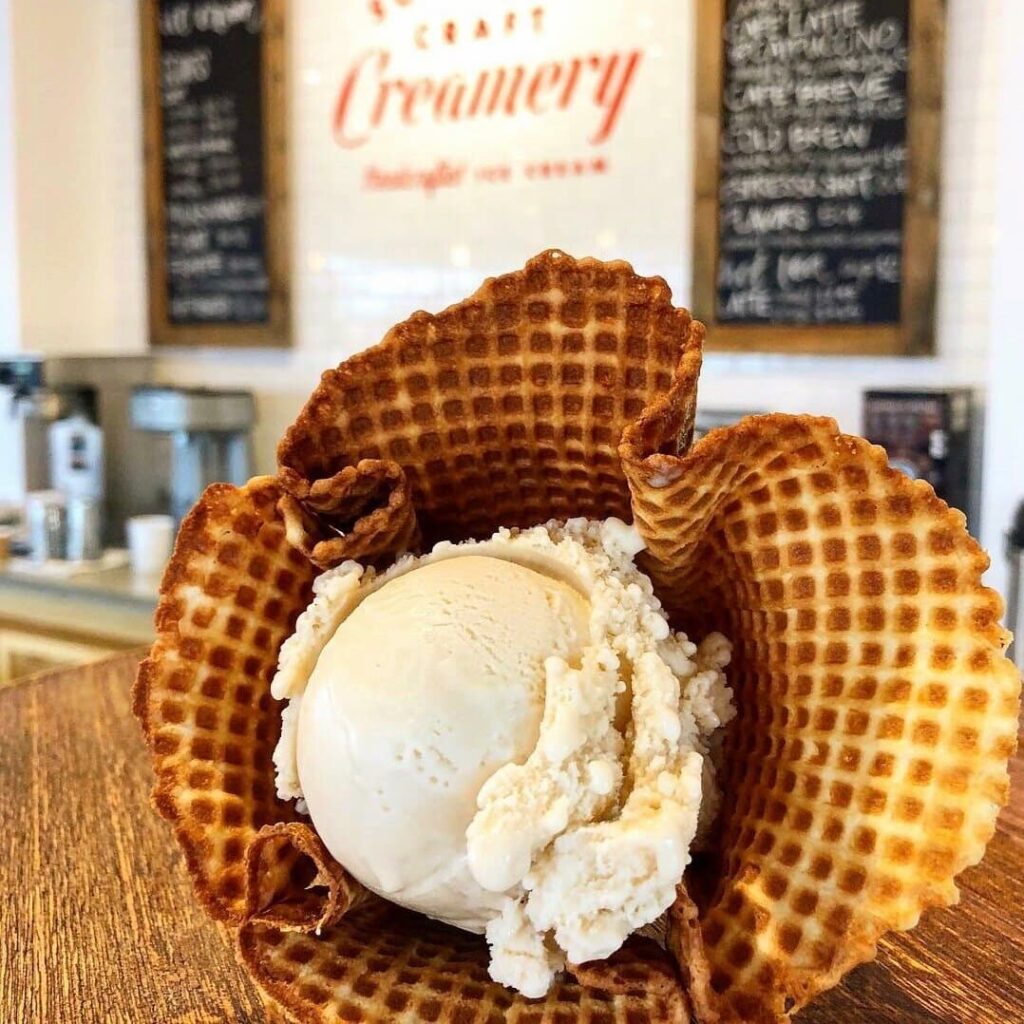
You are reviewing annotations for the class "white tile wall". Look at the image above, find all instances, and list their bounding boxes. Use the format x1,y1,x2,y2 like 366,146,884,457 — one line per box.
979,1,1024,598
7,0,147,355
155,0,1002,464
1,2,1015,564
0,0,19,350
0,0,24,500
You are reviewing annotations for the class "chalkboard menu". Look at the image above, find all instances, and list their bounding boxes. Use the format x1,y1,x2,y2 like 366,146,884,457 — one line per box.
693,0,944,355
141,0,289,346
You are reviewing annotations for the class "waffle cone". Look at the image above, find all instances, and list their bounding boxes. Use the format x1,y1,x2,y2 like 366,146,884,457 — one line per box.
239,905,688,1024
276,249,703,563
133,251,1019,1024
624,414,1021,1023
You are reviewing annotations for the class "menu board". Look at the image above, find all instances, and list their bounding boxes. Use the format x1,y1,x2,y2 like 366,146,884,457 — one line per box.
693,0,944,355
141,0,289,346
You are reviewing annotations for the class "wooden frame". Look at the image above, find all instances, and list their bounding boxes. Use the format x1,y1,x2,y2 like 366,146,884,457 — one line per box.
140,0,290,347
693,0,945,356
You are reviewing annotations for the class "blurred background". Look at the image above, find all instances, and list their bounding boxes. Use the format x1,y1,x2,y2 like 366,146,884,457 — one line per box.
0,0,1021,681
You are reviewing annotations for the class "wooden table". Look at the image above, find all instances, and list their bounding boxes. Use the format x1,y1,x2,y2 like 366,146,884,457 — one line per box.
2,654,1021,1023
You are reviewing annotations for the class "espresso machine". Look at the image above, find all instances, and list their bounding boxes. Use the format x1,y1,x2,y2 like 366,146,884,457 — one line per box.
0,355,156,546
130,386,255,523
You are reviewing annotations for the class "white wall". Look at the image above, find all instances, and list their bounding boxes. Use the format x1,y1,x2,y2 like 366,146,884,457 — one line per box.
7,0,146,355
155,0,699,468
0,0,26,501
2,1,1018,591
0,0,18,348
154,0,1001,473
979,2,1024,598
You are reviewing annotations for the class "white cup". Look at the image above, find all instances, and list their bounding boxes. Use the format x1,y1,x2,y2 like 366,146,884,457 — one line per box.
127,514,175,577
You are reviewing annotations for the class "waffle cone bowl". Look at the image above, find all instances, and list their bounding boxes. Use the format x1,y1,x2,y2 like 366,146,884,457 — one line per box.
134,251,1020,1024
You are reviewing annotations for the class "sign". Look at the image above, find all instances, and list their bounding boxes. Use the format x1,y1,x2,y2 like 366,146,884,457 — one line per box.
141,0,289,346
323,2,644,196
288,0,674,322
693,0,944,355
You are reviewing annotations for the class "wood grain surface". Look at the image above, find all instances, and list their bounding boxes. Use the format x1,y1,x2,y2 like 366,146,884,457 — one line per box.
1,653,1021,1024
0,653,265,1023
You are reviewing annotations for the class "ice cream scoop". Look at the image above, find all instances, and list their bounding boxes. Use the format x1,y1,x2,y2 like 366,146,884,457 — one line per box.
291,554,589,931
271,518,734,997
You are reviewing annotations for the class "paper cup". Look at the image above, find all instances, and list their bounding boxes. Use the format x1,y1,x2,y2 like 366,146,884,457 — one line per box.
127,514,174,577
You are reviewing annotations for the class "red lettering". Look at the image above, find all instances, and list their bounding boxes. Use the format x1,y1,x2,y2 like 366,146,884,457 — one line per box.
532,6,545,32
334,47,642,148
467,66,526,117
401,78,434,124
526,63,562,114
501,67,526,115
475,163,511,183
363,160,466,195
414,24,427,49
434,76,467,121
333,49,389,149
590,51,642,144
466,72,489,117
443,20,456,44
371,76,397,130
474,18,489,40
557,57,583,109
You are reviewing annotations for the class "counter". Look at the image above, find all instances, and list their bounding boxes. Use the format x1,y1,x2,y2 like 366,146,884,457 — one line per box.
2,654,1022,1023
0,565,156,680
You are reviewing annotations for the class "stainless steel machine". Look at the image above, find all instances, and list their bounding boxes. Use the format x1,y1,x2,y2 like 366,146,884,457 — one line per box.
130,386,255,523
0,355,156,545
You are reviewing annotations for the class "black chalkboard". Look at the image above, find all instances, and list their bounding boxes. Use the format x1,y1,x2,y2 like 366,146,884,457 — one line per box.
717,0,908,325
142,0,289,346
693,0,942,355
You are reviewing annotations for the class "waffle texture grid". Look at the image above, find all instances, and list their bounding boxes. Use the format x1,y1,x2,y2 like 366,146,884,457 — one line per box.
277,249,704,562
624,414,1020,1023
134,477,318,923
240,902,688,1024
133,251,1020,1024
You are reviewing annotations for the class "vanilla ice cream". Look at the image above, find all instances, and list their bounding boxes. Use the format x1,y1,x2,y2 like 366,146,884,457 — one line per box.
271,519,734,997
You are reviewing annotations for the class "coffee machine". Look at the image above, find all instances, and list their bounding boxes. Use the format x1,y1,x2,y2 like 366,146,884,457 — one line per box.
0,355,156,544
130,386,255,523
